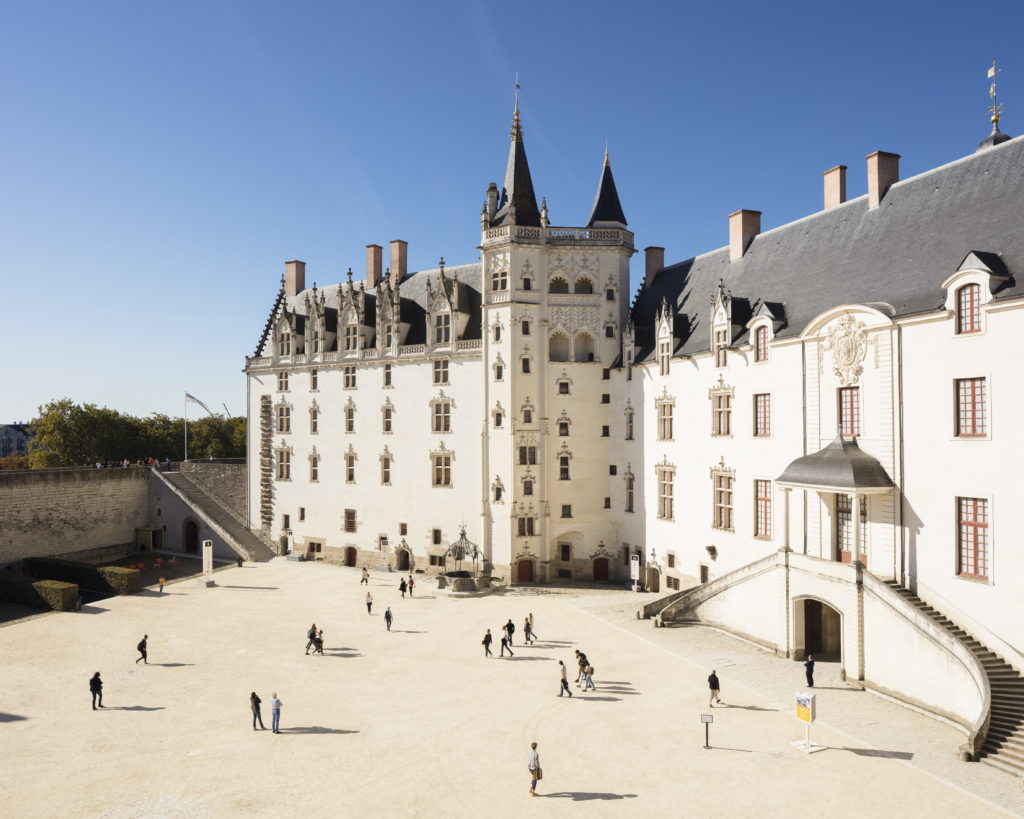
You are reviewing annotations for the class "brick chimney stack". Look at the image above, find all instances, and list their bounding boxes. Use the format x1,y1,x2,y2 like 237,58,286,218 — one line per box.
644,246,665,287
867,151,900,209
823,165,847,209
728,210,761,261
366,244,383,287
389,240,408,286
284,260,305,297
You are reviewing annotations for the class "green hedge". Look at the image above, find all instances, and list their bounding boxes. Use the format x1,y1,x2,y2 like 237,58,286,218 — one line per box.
0,573,78,611
22,557,141,595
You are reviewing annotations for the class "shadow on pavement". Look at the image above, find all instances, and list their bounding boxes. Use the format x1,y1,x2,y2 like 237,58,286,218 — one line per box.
574,696,622,702
104,706,166,711
540,792,638,801
390,629,426,633
838,746,914,760
0,713,28,722
219,585,280,590
320,652,363,659
720,703,777,712
151,663,194,667
281,726,359,735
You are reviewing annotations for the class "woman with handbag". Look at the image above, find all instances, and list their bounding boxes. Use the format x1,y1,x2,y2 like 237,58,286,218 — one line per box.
528,741,542,796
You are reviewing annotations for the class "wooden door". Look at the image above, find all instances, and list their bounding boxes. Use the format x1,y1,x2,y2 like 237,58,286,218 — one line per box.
185,521,199,554
517,560,533,583
345,547,357,567
593,558,609,582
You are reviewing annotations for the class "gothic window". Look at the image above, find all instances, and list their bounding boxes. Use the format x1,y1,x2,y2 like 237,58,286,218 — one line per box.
493,324,502,342
574,277,593,294
384,323,395,348
754,479,772,538
753,394,771,437
559,455,571,480
549,332,570,362
625,472,635,513
492,478,504,503
277,372,289,392
432,450,453,487
957,497,989,580
656,399,674,441
754,326,769,362
574,332,595,362
275,448,291,480
956,284,981,334
549,277,569,294
276,405,291,434
344,324,360,351
955,378,987,437
657,465,674,520
658,339,671,376
433,359,449,385
838,387,860,438
434,312,451,344
311,325,323,353
344,402,355,434
712,468,734,531
492,404,504,429
710,382,733,437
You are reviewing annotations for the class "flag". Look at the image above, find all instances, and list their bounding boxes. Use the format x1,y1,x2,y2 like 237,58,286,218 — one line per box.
988,65,996,78
185,392,214,415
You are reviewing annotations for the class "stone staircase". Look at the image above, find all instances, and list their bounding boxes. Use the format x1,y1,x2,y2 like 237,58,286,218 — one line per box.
884,580,1024,777
154,469,277,562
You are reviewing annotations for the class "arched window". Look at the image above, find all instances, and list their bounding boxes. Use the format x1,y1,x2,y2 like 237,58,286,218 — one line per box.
956,284,981,334
549,332,569,362
754,326,769,362
549,277,569,294
574,332,595,362
574,277,593,294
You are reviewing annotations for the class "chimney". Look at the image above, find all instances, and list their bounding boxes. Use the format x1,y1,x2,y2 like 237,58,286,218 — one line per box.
644,246,665,287
486,183,498,221
866,151,900,209
389,239,408,286
728,210,761,261
366,244,383,287
284,260,305,297
822,165,847,209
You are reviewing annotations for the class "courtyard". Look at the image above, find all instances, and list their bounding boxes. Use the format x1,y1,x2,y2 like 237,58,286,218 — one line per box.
1,559,1020,818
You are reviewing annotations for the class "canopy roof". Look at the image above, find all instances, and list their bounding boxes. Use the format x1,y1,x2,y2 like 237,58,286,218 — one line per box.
777,436,895,494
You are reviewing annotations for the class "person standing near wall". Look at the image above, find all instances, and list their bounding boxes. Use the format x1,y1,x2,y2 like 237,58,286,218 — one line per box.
407,575,414,596
805,654,815,688
528,741,541,796
270,692,283,734
90,672,103,709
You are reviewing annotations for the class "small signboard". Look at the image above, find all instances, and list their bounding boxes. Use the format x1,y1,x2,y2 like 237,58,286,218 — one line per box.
795,691,816,724
700,714,714,724
630,554,640,581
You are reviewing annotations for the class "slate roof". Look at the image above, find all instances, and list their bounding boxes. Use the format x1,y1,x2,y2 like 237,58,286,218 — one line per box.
491,112,541,227
632,135,1024,362
587,154,627,227
777,436,895,491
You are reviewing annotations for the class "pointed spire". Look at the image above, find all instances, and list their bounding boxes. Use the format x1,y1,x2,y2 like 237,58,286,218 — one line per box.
587,147,627,228
491,81,540,227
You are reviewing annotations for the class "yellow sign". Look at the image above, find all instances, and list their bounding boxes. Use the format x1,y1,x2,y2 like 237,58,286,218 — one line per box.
796,692,816,724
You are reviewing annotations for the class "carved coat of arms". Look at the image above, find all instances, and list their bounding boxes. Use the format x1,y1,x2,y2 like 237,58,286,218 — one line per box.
822,314,867,385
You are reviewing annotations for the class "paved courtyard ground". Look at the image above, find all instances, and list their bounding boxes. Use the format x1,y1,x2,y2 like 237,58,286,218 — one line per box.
1,559,1020,818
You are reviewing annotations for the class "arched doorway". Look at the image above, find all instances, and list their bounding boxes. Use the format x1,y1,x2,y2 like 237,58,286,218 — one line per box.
396,548,410,572
184,520,199,554
593,557,609,582
517,559,534,583
645,566,660,593
795,598,842,660
345,547,357,567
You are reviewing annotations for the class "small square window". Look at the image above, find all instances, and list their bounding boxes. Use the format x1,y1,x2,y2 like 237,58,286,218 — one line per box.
558,381,570,395
609,465,617,476
561,505,572,518
432,528,442,545
601,425,610,437
400,522,408,536
603,497,611,509
601,394,610,404
522,320,531,336
602,368,610,380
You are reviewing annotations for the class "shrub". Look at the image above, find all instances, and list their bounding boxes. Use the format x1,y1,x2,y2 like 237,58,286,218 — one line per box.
22,557,140,595
0,573,78,611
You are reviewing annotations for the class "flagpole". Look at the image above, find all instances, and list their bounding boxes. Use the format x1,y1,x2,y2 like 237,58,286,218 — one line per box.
184,392,188,463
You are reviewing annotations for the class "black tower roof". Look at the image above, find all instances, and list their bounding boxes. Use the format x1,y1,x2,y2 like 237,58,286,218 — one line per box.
587,152,627,227
491,104,540,227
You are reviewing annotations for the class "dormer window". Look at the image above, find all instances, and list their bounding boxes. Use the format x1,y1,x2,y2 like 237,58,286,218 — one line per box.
714,328,729,368
658,339,671,376
344,324,359,351
311,326,322,353
435,313,451,344
754,326,769,362
278,329,291,356
384,324,395,348
956,284,981,334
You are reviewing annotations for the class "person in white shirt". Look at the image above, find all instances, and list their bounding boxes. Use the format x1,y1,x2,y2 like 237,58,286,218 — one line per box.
270,693,283,734
527,742,541,796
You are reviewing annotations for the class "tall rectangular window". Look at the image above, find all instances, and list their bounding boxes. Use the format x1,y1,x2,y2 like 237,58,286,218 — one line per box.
278,330,291,356
344,509,356,532
657,467,674,520
522,320,530,336
955,378,987,437
432,401,451,433
839,387,860,438
344,325,359,351
559,456,570,480
754,326,769,362
381,456,391,485
383,364,392,387
309,458,319,482
345,454,356,483
517,516,536,536
343,366,357,389
714,329,729,368
713,472,733,530
657,401,673,441
658,339,671,375
625,409,634,440
956,284,981,334
276,405,291,433
432,528,442,544
519,446,537,465
434,313,451,344
277,372,289,391
957,497,989,580
753,394,771,437
522,479,534,496
382,406,393,433
625,475,635,512
344,407,355,433
310,370,318,390
754,479,772,538
835,494,867,561
276,450,290,480
712,392,732,437
433,360,449,385
432,453,452,487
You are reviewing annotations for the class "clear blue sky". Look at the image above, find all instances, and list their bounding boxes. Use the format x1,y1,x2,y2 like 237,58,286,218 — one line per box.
1,0,1020,421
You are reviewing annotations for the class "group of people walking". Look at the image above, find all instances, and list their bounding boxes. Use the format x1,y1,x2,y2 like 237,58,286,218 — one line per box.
482,613,537,658
556,649,596,696
304,624,325,655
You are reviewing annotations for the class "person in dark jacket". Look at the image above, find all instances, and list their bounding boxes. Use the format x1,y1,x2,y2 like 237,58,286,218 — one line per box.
482,629,493,657
805,655,815,688
399,578,407,598
501,633,514,657
250,691,265,730
305,623,317,654
505,619,515,646
385,606,393,631
708,670,722,706
90,672,103,709
136,635,148,664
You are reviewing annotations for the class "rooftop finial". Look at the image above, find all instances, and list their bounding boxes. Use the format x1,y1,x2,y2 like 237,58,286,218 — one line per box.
604,139,609,166
511,74,523,142
988,57,1006,132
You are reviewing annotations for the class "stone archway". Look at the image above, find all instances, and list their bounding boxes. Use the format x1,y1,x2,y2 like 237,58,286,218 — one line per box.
793,597,843,662
184,520,199,554
517,559,534,583
345,547,357,567
396,548,410,572
645,566,660,593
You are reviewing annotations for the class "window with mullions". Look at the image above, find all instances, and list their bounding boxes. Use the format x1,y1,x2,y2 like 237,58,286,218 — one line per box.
434,313,451,344
518,446,537,465
956,284,981,334
957,497,989,580
432,452,452,487
491,268,508,291
838,387,860,438
955,378,987,437
432,401,451,433
276,405,291,434
754,326,769,362
657,467,674,520
711,392,732,437
754,479,772,538
657,401,673,441
753,394,771,437
835,494,867,562
712,471,733,531
433,359,449,385
517,516,536,536
344,325,359,351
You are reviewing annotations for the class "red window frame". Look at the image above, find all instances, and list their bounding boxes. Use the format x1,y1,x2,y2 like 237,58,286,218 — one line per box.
957,497,989,580
755,326,768,362
956,284,981,334
755,479,772,538
754,394,771,437
955,378,987,437
838,387,860,438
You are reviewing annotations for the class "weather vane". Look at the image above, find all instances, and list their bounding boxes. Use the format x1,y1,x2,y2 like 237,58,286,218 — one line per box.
987,58,1006,130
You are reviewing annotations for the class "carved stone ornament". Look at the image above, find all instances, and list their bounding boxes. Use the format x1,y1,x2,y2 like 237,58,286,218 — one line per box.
822,314,867,385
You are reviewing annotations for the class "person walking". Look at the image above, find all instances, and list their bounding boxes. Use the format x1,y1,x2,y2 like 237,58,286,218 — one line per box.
505,618,515,646
558,661,573,697
581,662,596,692
574,650,588,685
384,606,393,631
523,617,534,645
366,592,373,614
158,577,165,594
250,692,265,730
360,568,369,585
305,623,318,655
270,692,283,734
135,634,148,664
528,612,538,640
314,629,324,655
708,670,722,706
500,633,514,658
805,654,815,688
90,672,103,709
399,578,407,598
407,575,414,596
528,741,542,797
482,629,493,657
